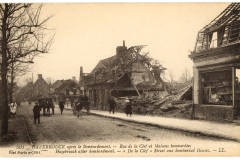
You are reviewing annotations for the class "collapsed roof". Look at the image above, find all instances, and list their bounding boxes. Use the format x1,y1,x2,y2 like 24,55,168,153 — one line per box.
194,3,240,53
82,44,166,88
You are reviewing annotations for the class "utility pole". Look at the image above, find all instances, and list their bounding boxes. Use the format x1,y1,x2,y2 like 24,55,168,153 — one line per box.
31,72,33,101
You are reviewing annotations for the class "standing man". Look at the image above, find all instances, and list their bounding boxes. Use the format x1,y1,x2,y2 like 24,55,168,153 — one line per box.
108,96,116,114
33,102,41,124
59,99,65,114
82,94,90,115
76,98,83,118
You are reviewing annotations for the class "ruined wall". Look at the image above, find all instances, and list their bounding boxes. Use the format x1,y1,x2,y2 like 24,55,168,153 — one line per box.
116,73,131,87
193,67,199,104
194,104,234,121
131,62,156,85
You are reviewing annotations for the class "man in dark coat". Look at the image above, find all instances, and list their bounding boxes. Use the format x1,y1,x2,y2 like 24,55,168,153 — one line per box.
33,102,41,124
82,94,90,115
76,99,83,118
59,100,65,114
108,97,116,114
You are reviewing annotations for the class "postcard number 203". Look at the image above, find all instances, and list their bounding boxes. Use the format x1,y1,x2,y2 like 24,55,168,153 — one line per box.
16,145,24,149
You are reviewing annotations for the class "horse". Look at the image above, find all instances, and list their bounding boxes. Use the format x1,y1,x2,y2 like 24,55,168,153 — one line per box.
38,98,54,116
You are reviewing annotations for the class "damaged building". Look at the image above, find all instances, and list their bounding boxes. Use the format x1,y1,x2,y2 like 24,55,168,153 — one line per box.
189,3,240,121
80,41,167,110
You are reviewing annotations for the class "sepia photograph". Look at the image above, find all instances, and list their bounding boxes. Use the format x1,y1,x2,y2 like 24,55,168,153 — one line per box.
0,1,240,157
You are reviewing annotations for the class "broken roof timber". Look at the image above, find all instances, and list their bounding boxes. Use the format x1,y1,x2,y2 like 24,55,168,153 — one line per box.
200,3,240,32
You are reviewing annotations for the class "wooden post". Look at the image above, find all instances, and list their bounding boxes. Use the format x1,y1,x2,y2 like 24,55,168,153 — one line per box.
232,67,236,120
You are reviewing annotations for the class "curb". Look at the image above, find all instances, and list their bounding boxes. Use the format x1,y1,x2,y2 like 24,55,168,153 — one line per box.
21,116,34,146
88,112,240,143
62,106,240,142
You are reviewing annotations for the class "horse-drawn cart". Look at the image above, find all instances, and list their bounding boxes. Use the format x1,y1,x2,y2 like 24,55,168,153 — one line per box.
37,97,54,116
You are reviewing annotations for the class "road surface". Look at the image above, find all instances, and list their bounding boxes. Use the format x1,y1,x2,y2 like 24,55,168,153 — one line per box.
17,102,239,151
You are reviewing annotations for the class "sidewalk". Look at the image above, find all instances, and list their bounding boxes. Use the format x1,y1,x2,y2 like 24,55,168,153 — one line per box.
0,116,31,147
62,105,240,142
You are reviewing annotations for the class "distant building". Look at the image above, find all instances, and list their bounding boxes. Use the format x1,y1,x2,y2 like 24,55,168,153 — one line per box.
189,3,240,121
33,74,49,99
15,74,49,102
14,82,33,102
50,78,79,103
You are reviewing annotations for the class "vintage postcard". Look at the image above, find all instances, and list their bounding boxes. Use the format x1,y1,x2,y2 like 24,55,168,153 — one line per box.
0,2,240,157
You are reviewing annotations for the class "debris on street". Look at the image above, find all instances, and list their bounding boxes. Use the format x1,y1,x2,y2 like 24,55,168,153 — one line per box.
114,82,193,119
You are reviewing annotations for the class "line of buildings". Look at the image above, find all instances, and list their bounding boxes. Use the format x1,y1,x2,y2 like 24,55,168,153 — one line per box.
14,41,166,110
1,3,240,122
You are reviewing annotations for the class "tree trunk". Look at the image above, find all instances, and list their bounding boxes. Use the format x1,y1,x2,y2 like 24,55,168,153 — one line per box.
9,61,14,103
1,4,9,138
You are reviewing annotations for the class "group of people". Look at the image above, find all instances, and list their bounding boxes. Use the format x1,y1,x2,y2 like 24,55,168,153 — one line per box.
32,98,66,124
33,100,64,124
108,97,133,117
32,94,133,124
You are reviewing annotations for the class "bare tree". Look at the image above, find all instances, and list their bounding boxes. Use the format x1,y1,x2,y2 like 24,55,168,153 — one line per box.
167,68,175,84
179,67,191,83
0,3,54,138
24,76,33,85
8,61,31,102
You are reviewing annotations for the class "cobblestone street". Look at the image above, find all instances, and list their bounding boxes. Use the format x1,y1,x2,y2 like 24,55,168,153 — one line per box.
14,102,239,151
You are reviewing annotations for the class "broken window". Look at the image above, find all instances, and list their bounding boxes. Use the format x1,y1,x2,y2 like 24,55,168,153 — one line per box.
210,32,218,48
222,26,230,45
201,70,232,105
229,20,240,43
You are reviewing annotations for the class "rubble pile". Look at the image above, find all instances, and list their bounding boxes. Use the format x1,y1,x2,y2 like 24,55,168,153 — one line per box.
114,85,193,119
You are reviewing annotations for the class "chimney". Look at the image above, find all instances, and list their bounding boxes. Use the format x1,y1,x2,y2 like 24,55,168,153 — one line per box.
72,76,76,82
116,40,127,57
38,74,42,79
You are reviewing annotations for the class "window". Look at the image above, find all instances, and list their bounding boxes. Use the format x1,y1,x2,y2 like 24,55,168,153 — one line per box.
201,70,232,105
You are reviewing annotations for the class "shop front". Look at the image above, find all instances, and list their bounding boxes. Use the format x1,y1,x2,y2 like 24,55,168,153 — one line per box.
190,44,240,121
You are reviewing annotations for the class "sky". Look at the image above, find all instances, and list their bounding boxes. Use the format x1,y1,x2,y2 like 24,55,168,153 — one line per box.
19,2,231,86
